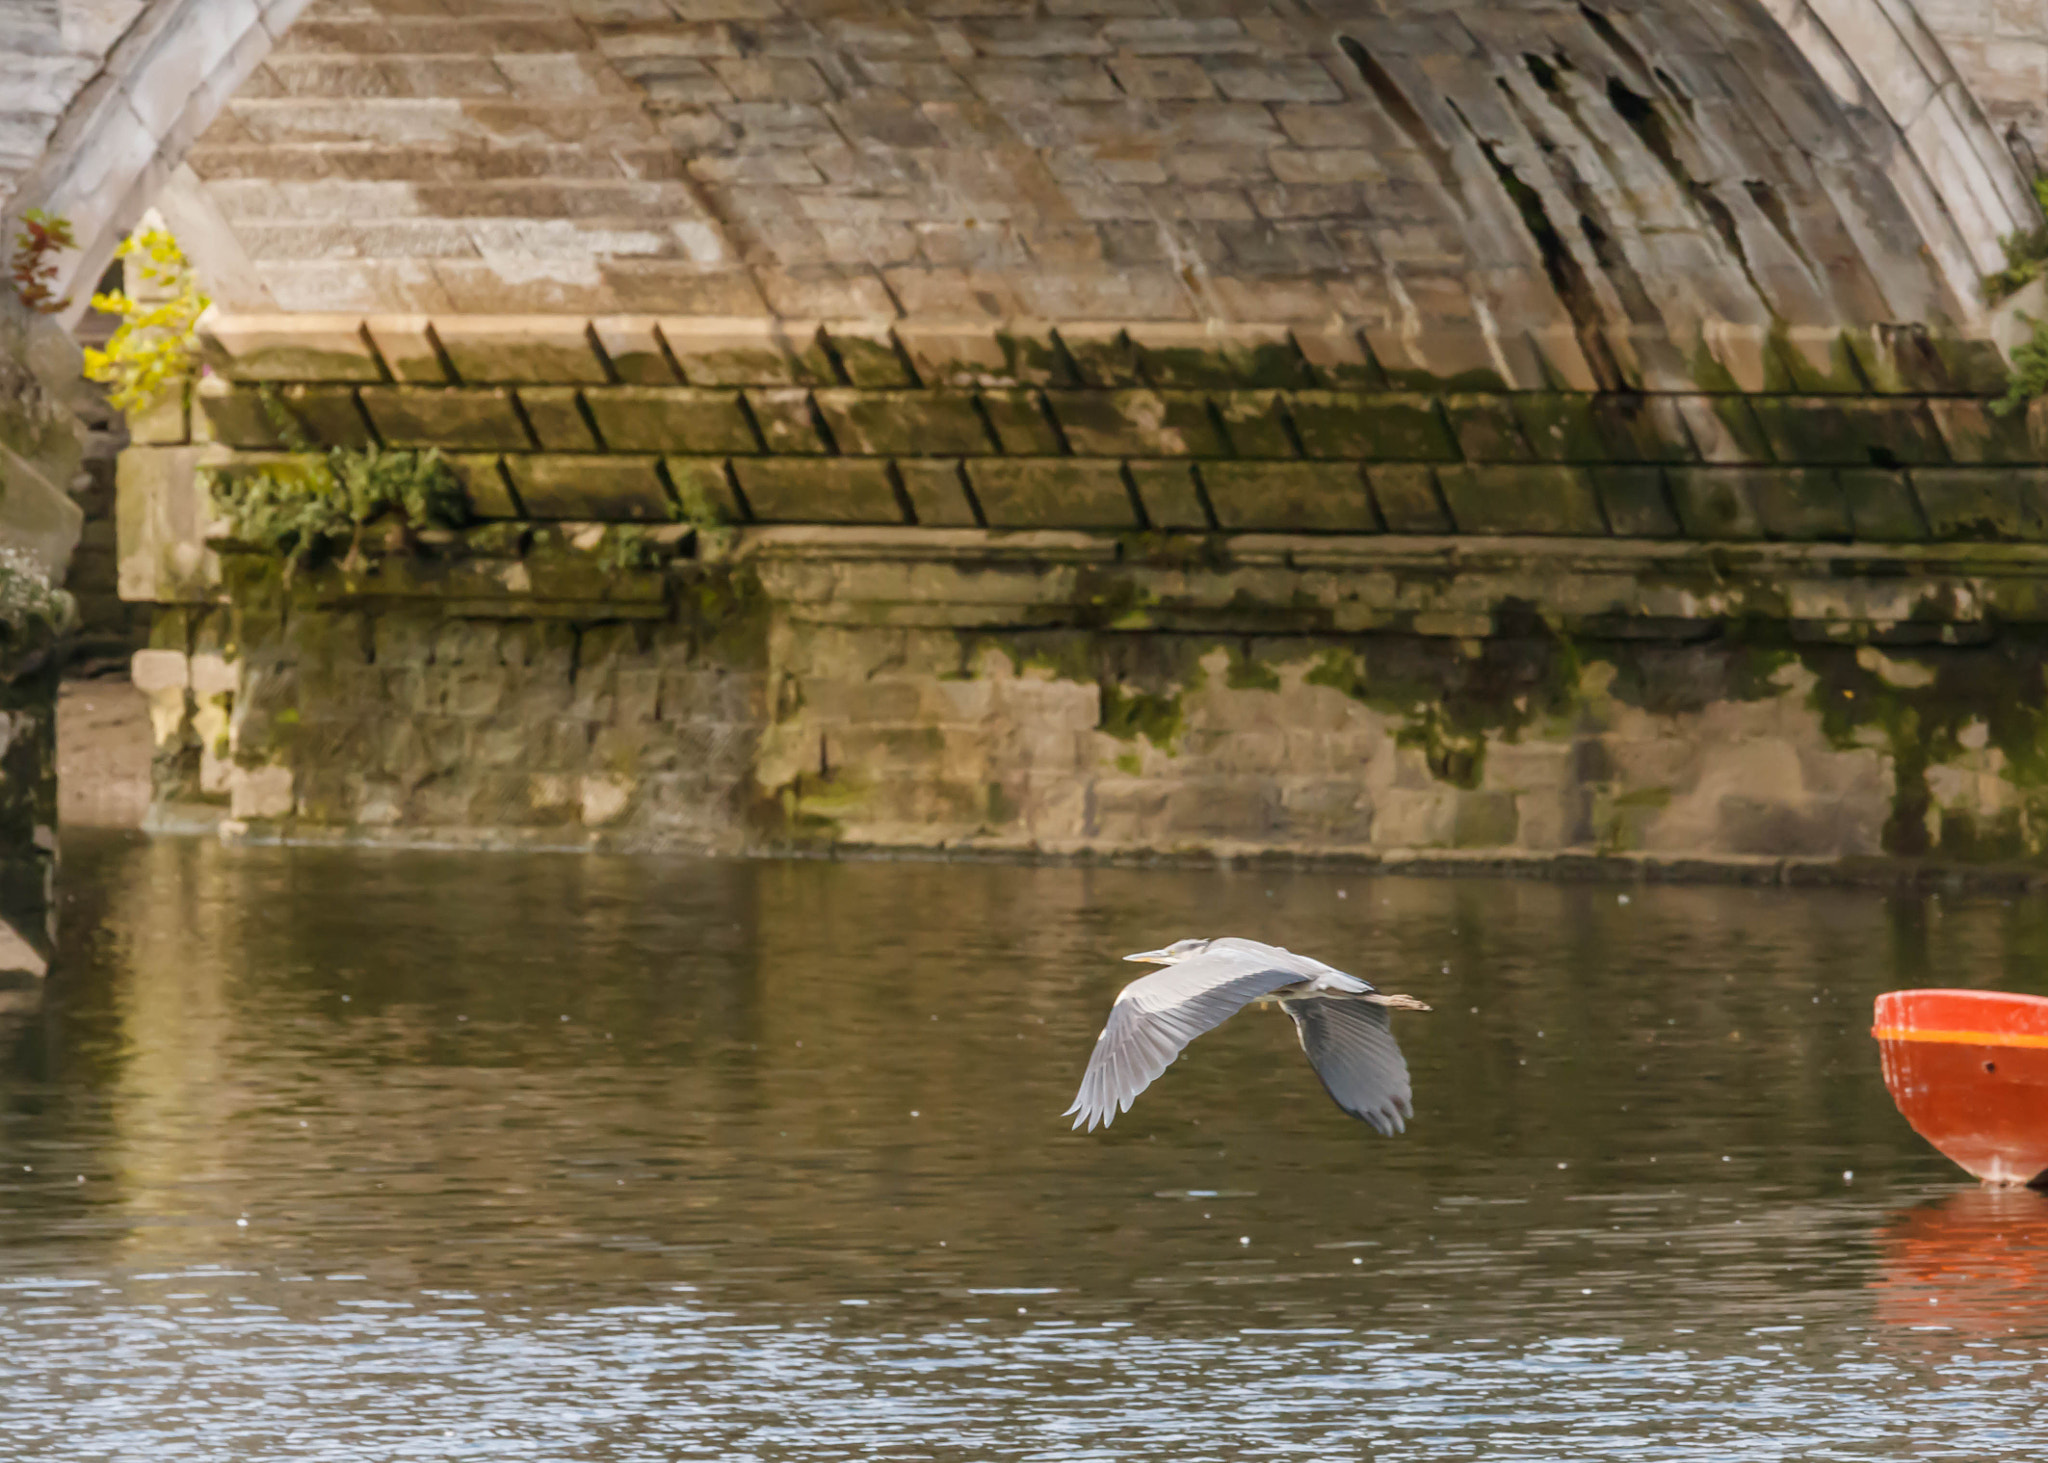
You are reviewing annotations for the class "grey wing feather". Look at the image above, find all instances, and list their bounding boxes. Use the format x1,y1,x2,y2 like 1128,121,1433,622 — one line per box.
1066,953,1310,1131
1282,996,1413,1136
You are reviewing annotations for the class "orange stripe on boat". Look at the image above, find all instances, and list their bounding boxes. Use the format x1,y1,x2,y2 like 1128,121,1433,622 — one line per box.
1872,1026,2048,1049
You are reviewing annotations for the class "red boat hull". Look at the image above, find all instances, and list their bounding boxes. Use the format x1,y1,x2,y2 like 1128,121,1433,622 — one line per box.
1875,989,2048,1187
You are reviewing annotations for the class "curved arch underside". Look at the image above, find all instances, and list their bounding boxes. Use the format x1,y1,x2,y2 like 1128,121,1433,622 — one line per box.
4,0,2040,379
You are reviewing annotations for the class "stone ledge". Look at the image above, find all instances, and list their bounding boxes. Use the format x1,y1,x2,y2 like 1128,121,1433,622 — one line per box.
169,381,2048,546
735,526,2048,635
193,313,2019,396
161,821,2048,894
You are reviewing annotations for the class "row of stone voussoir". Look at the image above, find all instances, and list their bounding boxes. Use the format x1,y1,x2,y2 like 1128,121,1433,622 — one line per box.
192,379,2048,471
254,450,2048,544
193,312,2014,396
199,313,1346,392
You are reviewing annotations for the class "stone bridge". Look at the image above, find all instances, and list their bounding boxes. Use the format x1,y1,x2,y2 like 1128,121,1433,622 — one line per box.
11,0,2048,878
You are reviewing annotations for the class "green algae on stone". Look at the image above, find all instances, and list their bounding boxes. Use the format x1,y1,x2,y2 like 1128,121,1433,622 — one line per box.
1099,684,1185,751
1803,635,2048,858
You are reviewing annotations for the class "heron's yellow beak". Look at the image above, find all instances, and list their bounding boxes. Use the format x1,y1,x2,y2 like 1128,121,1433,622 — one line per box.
1123,949,1177,963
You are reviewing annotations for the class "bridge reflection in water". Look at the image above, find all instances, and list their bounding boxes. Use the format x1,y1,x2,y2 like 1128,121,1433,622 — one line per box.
6,834,2048,1459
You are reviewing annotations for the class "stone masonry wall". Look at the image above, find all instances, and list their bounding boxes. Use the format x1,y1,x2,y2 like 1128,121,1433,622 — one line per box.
127,522,2048,877
109,306,2048,876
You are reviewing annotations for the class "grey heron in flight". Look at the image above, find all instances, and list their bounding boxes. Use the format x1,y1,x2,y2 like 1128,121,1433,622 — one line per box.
1066,937,1429,1135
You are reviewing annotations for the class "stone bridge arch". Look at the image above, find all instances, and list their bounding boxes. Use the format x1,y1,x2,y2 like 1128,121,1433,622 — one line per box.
17,0,2048,878
2,1,313,328
0,0,2040,352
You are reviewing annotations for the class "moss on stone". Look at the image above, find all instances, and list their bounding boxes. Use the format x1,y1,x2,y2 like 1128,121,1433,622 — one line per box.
1802,636,2048,858
1224,644,1281,690
1100,684,1185,750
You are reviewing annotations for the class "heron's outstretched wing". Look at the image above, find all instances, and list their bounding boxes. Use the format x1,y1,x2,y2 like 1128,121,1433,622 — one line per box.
1065,950,1314,1132
1282,996,1413,1136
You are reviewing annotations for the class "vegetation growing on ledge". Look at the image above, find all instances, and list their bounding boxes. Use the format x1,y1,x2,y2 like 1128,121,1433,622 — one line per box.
207,446,469,577
1984,179,2048,304
1994,314,2048,417
82,227,209,412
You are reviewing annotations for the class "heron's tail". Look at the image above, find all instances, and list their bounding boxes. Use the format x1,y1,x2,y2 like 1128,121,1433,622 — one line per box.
1365,992,1431,1011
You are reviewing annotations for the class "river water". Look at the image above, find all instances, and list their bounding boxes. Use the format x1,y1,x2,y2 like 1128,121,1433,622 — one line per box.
4,832,2047,1460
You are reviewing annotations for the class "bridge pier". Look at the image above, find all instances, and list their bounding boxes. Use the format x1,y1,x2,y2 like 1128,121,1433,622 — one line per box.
10,0,2048,877
98,311,2048,875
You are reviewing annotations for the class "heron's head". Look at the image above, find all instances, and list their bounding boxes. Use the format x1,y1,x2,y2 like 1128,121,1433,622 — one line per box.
1123,938,1214,965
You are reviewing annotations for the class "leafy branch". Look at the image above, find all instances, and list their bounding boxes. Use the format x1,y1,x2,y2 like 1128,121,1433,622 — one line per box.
8,209,76,314
82,227,210,412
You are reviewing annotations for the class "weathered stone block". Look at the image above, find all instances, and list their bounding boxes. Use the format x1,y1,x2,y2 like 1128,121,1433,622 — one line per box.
1436,465,1606,536
1750,469,1852,540
812,389,994,456
1666,466,1762,540
1667,467,1848,540
1126,321,1311,388
1749,397,1949,467
1363,323,1515,393
732,459,905,523
1840,469,1926,541
230,764,294,820
591,317,679,385
195,382,373,450
661,317,832,386
1672,395,1773,465
517,387,599,451
1592,467,1679,537
1053,324,1142,387
504,455,672,520
1764,328,1867,394
1288,392,1456,460
1444,395,1531,462
1928,398,2035,464
821,322,915,387
1366,464,1451,533
1202,461,1373,531
1044,389,1225,457
1452,790,1520,848
433,318,609,384
116,445,220,603
127,387,190,446
965,459,1137,527
1911,468,2048,540
1128,460,1210,529
443,455,519,519
978,390,1064,455
359,387,532,451
353,317,443,385
895,321,1072,388
895,460,979,526
1214,391,1296,458
1291,323,1384,389
745,388,830,454
583,387,757,453
1591,395,1697,463
1849,325,2009,396
202,313,383,382
1509,393,1605,463
665,458,745,525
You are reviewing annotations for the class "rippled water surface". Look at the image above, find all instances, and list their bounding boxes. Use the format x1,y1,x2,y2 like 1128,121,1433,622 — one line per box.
8,834,2048,1459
